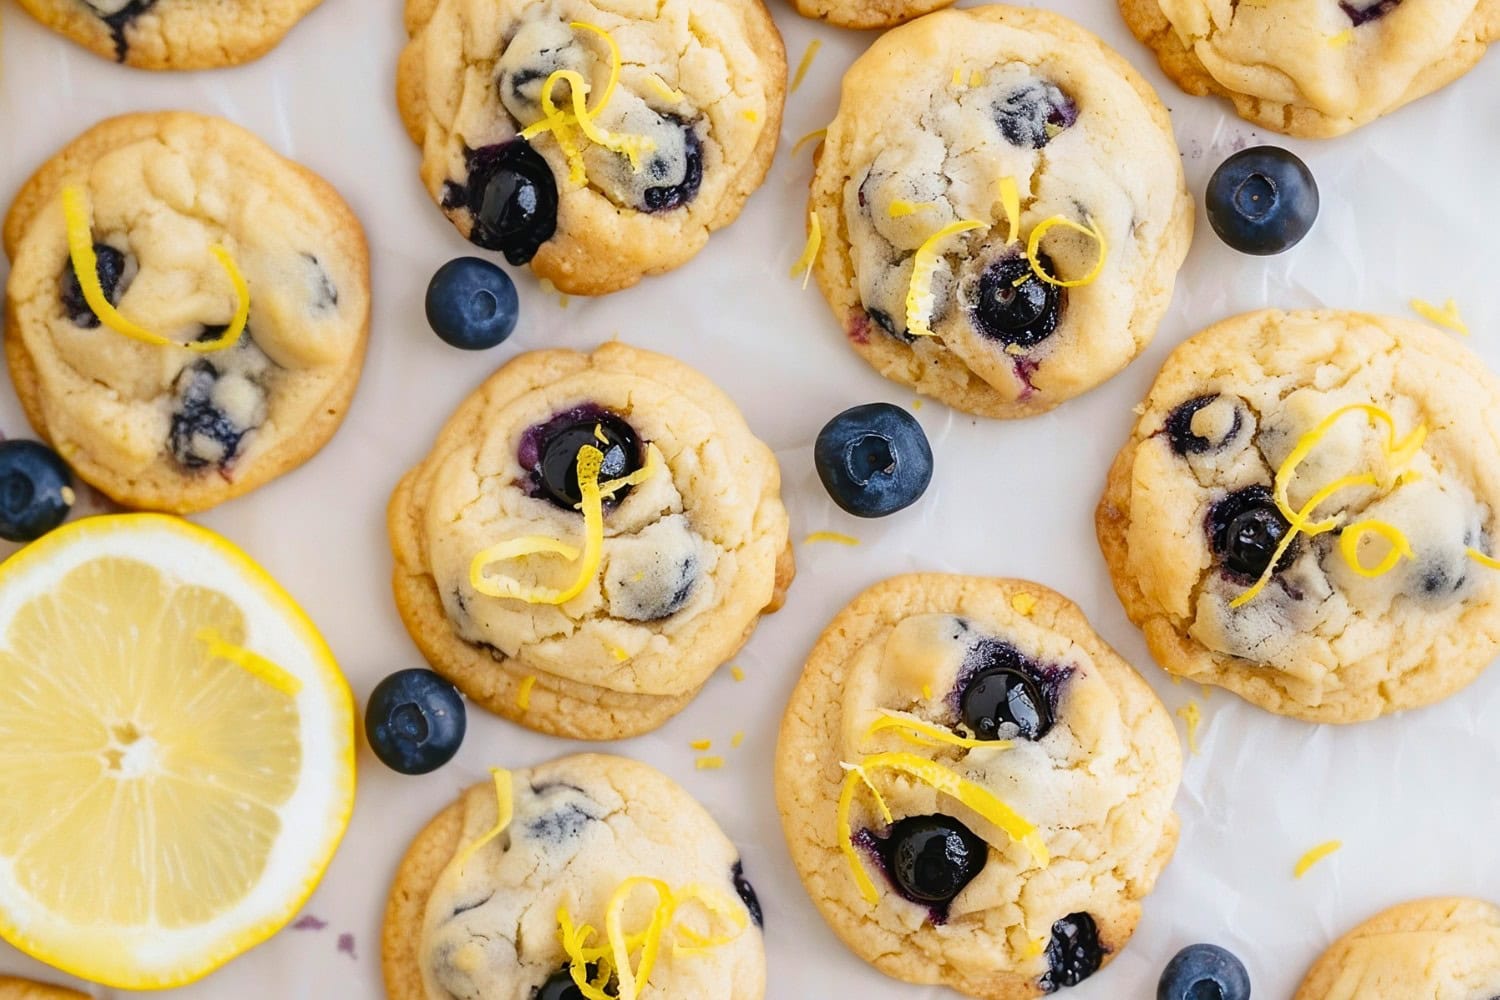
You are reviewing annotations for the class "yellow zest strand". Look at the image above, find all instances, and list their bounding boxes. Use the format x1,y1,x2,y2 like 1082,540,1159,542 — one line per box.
791,39,822,92
1024,214,1107,288
1339,520,1414,577
470,446,605,605
997,176,1021,246
690,739,712,751
864,753,1048,864
1468,548,1500,570
1411,297,1470,335
517,675,537,710
695,756,725,770
63,186,249,353
541,70,655,171
456,769,515,869
1230,472,1376,608
1294,840,1342,878
970,70,984,87
587,446,661,505
951,67,965,87
836,764,889,903
195,628,301,696
1327,28,1355,47
609,645,630,662
791,128,827,157
644,72,685,103
731,731,745,748
906,220,986,337
921,683,934,700
572,21,622,111
1010,593,1037,616
605,880,671,1000
804,531,859,546
730,665,746,682
862,710,1012,752
887,200,933,219
791,211,821,289
741,109,759,123
1176,701,1201,755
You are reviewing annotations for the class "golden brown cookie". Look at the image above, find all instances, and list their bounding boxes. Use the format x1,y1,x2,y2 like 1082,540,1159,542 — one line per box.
1294,898,1500,998
3,112,371,515
0,976,88,1000
776,574,1181,999
388,342,793,740
791,0,954,30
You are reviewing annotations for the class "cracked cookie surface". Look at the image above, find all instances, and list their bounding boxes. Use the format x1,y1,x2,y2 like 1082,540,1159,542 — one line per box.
382,753,766,1000
791,0,954,30
388,342,793,740
397,0,786,296
14,0,325,69
774,574,1180,1000
1294,898,1500,999
807,5,1192,419
1098,310,1500,723
1121,0,1500,136
3,112,371,514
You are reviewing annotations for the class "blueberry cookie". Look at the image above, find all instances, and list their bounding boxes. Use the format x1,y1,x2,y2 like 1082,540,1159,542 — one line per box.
397,0,786,296
388,343,793,740
807,6,1192,419
3,113,371,514
1098,310,1500,723
775,574,1181,999
1294,898,1500,998
382,754,766,1000
1122,0,1500,137
14,0,325,70
0,978,87,1000
791,0,954,30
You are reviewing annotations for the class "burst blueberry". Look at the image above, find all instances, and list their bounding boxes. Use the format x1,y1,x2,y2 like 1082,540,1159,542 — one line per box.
168,362,250,470
1040,913,1105,991
535,966,586,1000
972,254,1063,348
993,81,1078,149
641,117,704,213
426,257,519,350
1158,943,1251,1000
365,669,466,775
1206,147,1319,256
733,861,764,927
880,815,988,905
814,403,933,518
446,141,559,266
1208,486,1298,579
60,243,128,328
0,441,74,543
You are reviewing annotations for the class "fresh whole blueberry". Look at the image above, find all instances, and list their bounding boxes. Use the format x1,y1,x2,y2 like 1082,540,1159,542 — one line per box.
1208,486,1298,579
972,254,1063,348
0,441,74,543
880,815,988,905
534,966,587,1000
1158,943,1252,1000
1040,913,1105,991
60,243,128,328
961,662,1053,741
446,141,559,266
426,257,519,350
814,403,933,518
365,669,466,775
1206,146,1319,256
529,413,643,511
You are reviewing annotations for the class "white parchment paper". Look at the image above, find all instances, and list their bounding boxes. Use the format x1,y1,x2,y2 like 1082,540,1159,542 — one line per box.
1,0,1498,996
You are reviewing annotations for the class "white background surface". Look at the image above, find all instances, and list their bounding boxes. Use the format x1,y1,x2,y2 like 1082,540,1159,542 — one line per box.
1,0,1498,996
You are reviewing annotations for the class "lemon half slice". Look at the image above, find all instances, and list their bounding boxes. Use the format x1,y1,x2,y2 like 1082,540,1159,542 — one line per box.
0,514,355,989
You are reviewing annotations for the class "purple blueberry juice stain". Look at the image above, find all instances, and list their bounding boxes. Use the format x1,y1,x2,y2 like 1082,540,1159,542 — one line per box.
291,915,328,931
337,933,357,959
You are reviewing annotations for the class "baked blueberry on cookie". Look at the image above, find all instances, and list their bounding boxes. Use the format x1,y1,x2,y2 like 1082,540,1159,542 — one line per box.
2,112,370,515
397,0,786,295
0,977,87,1000
1294,898,1500,998
13,0,325,70
1121,0,1500,137
775,574,1181,998
388,343,793,740
382,754,766,1000
806,5,1192,419
791,0,954,30
1098,310,1500,723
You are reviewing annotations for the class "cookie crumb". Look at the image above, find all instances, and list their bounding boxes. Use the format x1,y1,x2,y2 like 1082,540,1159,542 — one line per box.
731,665,746,682
690,739,712,751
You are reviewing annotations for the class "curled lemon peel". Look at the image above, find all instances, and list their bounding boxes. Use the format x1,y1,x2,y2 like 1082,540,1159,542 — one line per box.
1339,520,1414,577
469,445,605,605
906,220,986,338
1023,214,1107,288
1294,840,1342,878
1468,548,1500,570
63,185,249,353
455,768,514,870
1411,297,1470,336
791,38,822,93
836,764,889,904
804,531,859,546
863,710,1012,751
791,211,821,289
791,128,827,156
195,628,301,696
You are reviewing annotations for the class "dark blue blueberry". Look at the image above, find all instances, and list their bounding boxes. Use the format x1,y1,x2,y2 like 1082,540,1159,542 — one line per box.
961,655,1053,742
1040,913,1105,992
972,254,1063,348
641,116,703,213
814,403,933,518
0,440,73,543
994,81,1078,149
733,861,763,927
425,257,519,350
615,552,698,622
1166,395,1240,456
60,243,128,329
168,362,249,471
1206,147,1319,256
304,254,339,310
1158,943,1251,1000
521,410,642,511
1208,486,1298,580
82,0,158,60
879,815,987,906
534,966,587,1000
364,669,466,775
1340,0,1401,25
444,141,559,265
